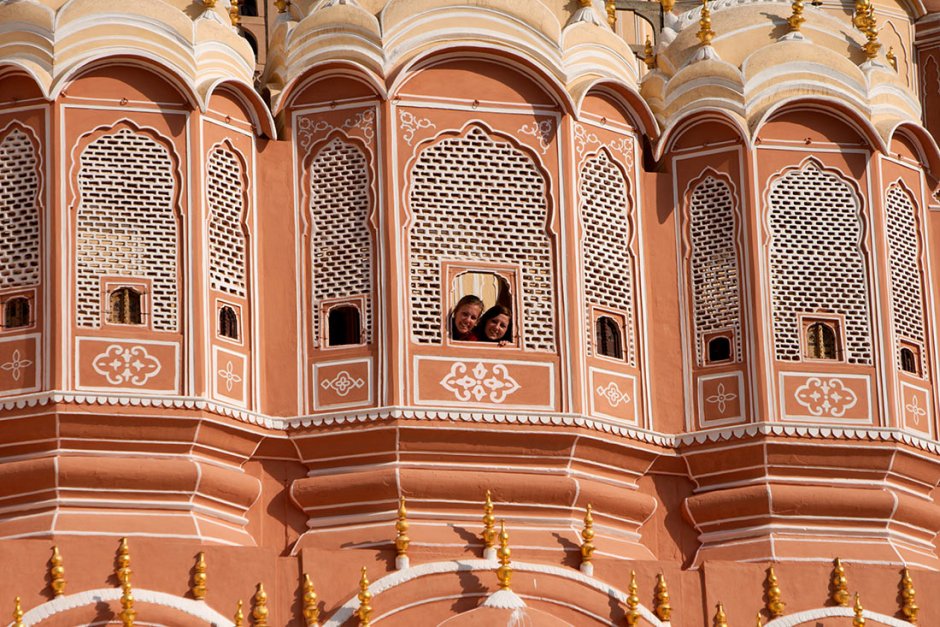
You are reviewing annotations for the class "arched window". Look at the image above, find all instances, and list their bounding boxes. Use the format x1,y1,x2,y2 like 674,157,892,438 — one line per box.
328,305,361,347
3,297,29,329
219,306,239,340
707,336,732,363
805,321,838,360
900,347,919,375
109,287,142,325
596,316,623,360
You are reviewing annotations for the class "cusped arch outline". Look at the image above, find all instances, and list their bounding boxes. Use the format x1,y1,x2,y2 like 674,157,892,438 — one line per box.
655,107,749,161
274,62,387,115
765,605,911,626
752,97,886,155
204,80,277,139
574,80,659,142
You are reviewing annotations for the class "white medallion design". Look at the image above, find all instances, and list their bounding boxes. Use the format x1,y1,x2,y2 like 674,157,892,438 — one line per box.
439,362,520,403
794,377,857,418
596,381,631,407
92,344,162,386
297,110,375,151
573,123,634,168
518,119,554,154
0,349,32,382
399,111,435,145
321,370,365,397
905,394,927,426
218,360,243,393
705,382,737,414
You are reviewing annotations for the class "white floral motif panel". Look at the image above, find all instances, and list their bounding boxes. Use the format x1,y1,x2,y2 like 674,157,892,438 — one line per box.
439,361,521,404
580,151,636,364
409,127,554,351
310,137,373,345
207,147,247,298
0,127,41,288
76,129,178,330
794,377,858,418
320,370,365,397
885,185,927,376
768,163,871,364
689,176,741,366
92,344,162,386
595,381,631,407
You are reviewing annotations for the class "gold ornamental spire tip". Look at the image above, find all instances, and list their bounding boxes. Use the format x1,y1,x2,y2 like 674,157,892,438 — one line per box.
831,558,849,606
661,0,676,13
357,567,373,626
120,579,136,627
853,593,865,626
116,537,132,586
901,568,919,624
229,0,241,26
861,3,881,60
578,0,592,7
606,0,617,27
395,496,410,558
654,573,672,621
234,600,244,627
253,583,269,627
697,0,715,46
203,0,217,7
303,573,320,626
625,571,640,627
274,0,288,12
580,504,595,567
853,0,870,30
756,611,763,626
787,0,805,32
482,490,497,550
766,566,785,617
886,47,898,70
50,545,66,597
643,36,656,69
497,520,512,591
192,552,207,600
713,602,728,627
12,597,23,627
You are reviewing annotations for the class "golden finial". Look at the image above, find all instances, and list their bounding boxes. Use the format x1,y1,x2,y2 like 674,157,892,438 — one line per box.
192,552,207,600
395,496,410,565
252,583,269,627
662,0,676,12
654,573,672,621
606,0,617,27
756,611,763,626
853,593,865,626
12,597,23,627
229,0,241,26
274,0,287,12
831,558,849,607
901,568,918,623
482,490,497,555
766,566,785,617
787,0,805,32
203,0,217,7
303,574,320,626
497,521,512,591
697,0,715,46
861,3,881,60
643,36,656,69
578,0,592,7
713,602,728,627
120,579,136,627
357,567,373,626
853,0,869,30
886,46,898,70
625,571,640,627
580,504,595,571
50,545,66,597
234,600,244,627
116,537,132,586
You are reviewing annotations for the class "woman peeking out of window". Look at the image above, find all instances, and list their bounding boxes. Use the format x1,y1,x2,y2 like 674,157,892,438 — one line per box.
475,305,512,345
450,294,484,341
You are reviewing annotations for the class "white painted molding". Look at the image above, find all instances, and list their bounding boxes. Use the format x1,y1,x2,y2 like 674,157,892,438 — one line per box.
765,606,911,627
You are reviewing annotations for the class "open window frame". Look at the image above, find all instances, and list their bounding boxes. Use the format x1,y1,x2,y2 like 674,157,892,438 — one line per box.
442,262,522,349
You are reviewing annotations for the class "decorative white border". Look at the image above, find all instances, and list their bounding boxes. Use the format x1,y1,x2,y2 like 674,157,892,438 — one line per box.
413,355,555,411
588,367,637,424
764,606,910,627
696,370,746,428
313,357,373,411
75,337,180,394
0,333,41,395
778,371,873,424
212,345,247,407
900,381,933,438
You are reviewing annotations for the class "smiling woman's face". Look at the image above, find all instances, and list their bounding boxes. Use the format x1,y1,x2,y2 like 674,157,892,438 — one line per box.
484,313,510,340
454,303,482,335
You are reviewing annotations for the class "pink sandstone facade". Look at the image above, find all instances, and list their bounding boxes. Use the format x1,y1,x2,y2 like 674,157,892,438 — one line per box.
1,0,940,624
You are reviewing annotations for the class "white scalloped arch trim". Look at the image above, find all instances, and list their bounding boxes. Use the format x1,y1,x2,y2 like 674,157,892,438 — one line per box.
765,606,910,626
17,588,232,627
323,558,667,626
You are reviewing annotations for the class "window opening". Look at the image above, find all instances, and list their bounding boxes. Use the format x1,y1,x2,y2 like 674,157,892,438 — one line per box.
3,297,29,329
805,321,838,360
707,336,732,363
219,305,239,340
328,305,361,346
109,287,142,325
449,271,513,343
596,316,623,359
900,347,919,375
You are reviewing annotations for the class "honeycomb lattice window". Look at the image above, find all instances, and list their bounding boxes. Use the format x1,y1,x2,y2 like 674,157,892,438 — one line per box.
76,129,178,331
0,127,41,289
580,152,635,364
310,137,372,345
208,147,247,298
409,127,554,351
768,163,871,364
885,184,926,376
689,176,741,366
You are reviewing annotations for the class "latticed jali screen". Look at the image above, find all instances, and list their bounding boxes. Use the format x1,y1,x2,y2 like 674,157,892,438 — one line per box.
409,127,555,351
0,127,41,289
885,184,927,375
208,147,247,299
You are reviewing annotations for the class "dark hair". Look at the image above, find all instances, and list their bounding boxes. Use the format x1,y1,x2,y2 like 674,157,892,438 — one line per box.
475,305,512,343
450,294,485,340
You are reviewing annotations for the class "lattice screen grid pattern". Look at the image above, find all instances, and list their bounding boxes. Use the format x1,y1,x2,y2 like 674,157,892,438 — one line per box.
767,164,872,364
409,127,555,351
885,185,926,376
208,147,247,298
76,129,178,331
0,127,41,288
580,152,635,364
